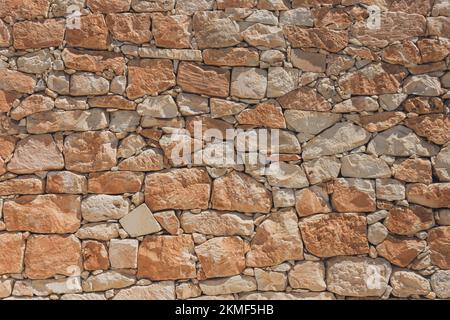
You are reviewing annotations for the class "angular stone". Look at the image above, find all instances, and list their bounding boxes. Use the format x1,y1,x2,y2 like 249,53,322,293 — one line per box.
137,95,178,118
351,12,426,48
285,110,341,135
64,131,117,173
368,126,439,157
333,97,379,113
236,101,285,128
288,261,326,292
303,123,371,160
376,237,426,268
431,271,450,299
31,277,83,296
105,13,151,44
341,154,390,179
326,257,392,297
127,59,175,99
338,63,407,96
177,93,209,116
0,176,44,196
435,146,450,182
382,41,421,66
0,69,36,94
118,149,164,172
193,11,241,49
203,48,259,67
255,269,287,292
25,235,81,280
113,282,175,300
0,0,50,20
153,14,191,49
403,75,444,97
145,168,210,211
303,157,341,185
385,205,434,236
210,99,246,118
284,26,348,53
76,223,120,241
376,178,405,201
180,211,253,237
62,49,125,75
109,239,138,269
231,67,267,100
0,280,13,298
131,0,175,12
88,171,144,194
266,162,309,189
4,195,81,234
291,50,326,72
109,111,140,133
404,97,444,114
17,50,53,74
212,171,272,214
0,233,25,275
405,114,450,146
406,183,450,209
267,67,299,98
70,73,110,96
82,271,135,292
82,240,109,271
359,112,406,133
13,19,65,50
242,23,285,48
47,72,70,95
65,14,110,50
278,87,331,111
81,195,128,223
300,213,368,257
153,211,180,235
27,109,108,134
0,91,17,113
46,171,87,194
331,178,376,213
280,7,313,26
428,227,450,270
392,158,432,184
11,95,54,121
196,237,246,279
7,135,64,174
428,16,450,37
138,235,196,280
247,209,303,267
119,204,161,237
199,275,256,296
87,0,131,13
295,188,331,217
391,270,431,298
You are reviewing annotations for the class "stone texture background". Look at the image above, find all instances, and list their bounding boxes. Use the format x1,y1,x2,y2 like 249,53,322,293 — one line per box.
0,0,449,300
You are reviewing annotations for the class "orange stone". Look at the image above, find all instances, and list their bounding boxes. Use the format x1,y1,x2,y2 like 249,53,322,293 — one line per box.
406,183,450,208
177,62,230,98
331,179,376,213
382,41,421,66
203,48,259,67
82,240,110,271
88,95,136,110
195,237,246,279
0,233,25,275
0,136,17,160
405,114,450,145
0,176,44,196
152,14,191,49
10,94,54,121
65,14,110,50
46,171,87,194
284,26,348,53
185,116,233,138
212,171,272,214
377,237,426,268
0,19,11,47
359,112,406,133
25,235,82,280
0,91,18,113
126,59,175,99
295,188,331,217
3,194,81,234
385,205,434,236
277,87,331,111
87,0,131,13
0,0,50,20
137,235,196,280
217,0,257,8
236,101,286,129
13,19,65,50
300,213,369,258
88,171,144,194
106,13,152,45
0,69,36,94
404,97,444,114
428,227,450,270
62,48,126,75
145,168,211,211
393,158,432,184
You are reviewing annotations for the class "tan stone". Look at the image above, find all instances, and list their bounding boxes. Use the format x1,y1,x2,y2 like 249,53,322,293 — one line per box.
109,239,138,269
186,116,233,138
246,210,303,267
0,69,36,94
254,269,287,292
0,0,50,20
212,171,272,213
138,235,196,280
359,112,406,133
242,23,286,49
382,41,421,66
7,135,64,174
113,282,175,300
236,101,286,128
277,87,331,111
0,91,18,113
13,19,64,50
405,114,450,145
331,178,376,213
89,95,135,111
385,205,434,236
404,97,445,114
429,227,450,270
82,271,135,292
10,94,54,121
300,213,368,258
391,270,431,298
46,171,87,194
153,211,179,235
0,176,44,196
126,59,175,99
376,237,426,268
210,99,246,118
428,16,450,37
0,280,13,298
4,195,81,234
76,223,120,241
393,158,432,184
64,131,117,173
195,237,246,279
87,0,131,13
177,62,230,98
66,14,110,50
106,13,151,44
199,275,256,296
82,241,110,271
406,183,450,209
284,26,348,53
119,204,162,237
203,48,259,67
88,171,144,194
25,235,82,280
62,49,126,75
295,188,331,217
152,14,191,49
0,233,25,275
288,261,326,291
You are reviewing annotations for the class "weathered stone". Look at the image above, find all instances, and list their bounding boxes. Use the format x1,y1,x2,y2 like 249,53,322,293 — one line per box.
65,14,110,50
0,280,13,298
406,183,450,209
193,11,241,49
266,162,309,189
247,210,303,267
403,75,444,97
359,112,406,133
326,257,392,297
138,235,196,280
231,67,267,100
405,114,450,146
203,48,259,67
303,157,341,185
81,195,128,223
17,50,53,74
428,227,450,270
153,211,180,235
278,87,331,111
82,241,109,271
428,16,450,37
62,49,125,75
87,0,131,13
25,235,81,280
106,13,151,45
254,269,287,292
300,213,368,257
76,223,120,241
70,73,110,96
435,146,450,182
385,205,434,236
0,69,36,94
64,131,117,173
341,154,390,179
82,271,135,292
295,188,331,217
368,222,388,246
88,171,144,194
291,50,326,72
284,26,348,53
199,275,256,296
109,239,138,269
113,282,175,300
137,95,178,118
4,195,81,234
267,67,299,98
404,97,444,114
177,93,209,116
212,171,272,213
0,233,25,275
131,0,175,12
47,72,70,95
10,95,53,121
376,237,426,268
376,178,405,201
242,23,285,48
46,171,87,194
333,97,379,113
196,237,246,279
13,19,65,50
382,41,421,66
391,270,431,298
119,204,161,237
152,14,191,49
180,211,253,237
285,110,341,135
431,270,450,299
109,111,140,133
0,0,50,20
0,176,44,196
288,261,326,291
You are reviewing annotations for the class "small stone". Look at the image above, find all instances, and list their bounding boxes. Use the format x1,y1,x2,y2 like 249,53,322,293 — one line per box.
17,50,53,74
47,72,70,95
267,67,298,98
203,48,259,67
70,73,110,96
291,50,326,72
295,188,331,217
81,195,128,223
153,211,180,235
137,95,178,118
109,239,138,269
431,270,450,299
82,240,110,271
273,189,295,208
376,179,405,201
368,222,388,246
278,87,331,111
333,97,379,113
303,157,341,185
87,0,131,13
359,112,406,133
0,280,13,298
119,204,161,237
113,282,175,300
242,23,285,48
76,223,120,241
285,110,341,135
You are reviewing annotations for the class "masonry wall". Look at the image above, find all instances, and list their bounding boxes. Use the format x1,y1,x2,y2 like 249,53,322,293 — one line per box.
0,0,449,300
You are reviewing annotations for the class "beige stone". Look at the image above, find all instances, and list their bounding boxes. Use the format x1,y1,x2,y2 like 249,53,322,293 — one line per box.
0,233,25,275
119,204,162,237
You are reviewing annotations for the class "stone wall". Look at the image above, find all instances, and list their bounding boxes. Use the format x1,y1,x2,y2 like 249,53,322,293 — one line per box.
0,0,449,300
